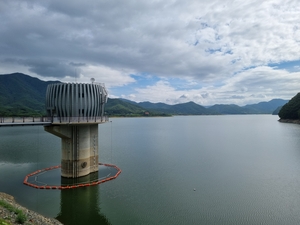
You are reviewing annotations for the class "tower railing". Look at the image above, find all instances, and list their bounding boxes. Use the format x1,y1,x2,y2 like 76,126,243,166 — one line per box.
51,116,109,124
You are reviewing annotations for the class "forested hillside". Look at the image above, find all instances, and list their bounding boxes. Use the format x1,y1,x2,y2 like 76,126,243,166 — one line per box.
104,98,170,117
278,93,300,120
0,73,59,116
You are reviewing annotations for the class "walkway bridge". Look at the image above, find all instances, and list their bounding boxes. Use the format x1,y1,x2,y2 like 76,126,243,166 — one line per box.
0,116,109,127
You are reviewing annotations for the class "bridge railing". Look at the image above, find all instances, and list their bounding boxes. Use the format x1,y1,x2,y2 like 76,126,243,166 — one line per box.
0,116,109,124
0,117,50,123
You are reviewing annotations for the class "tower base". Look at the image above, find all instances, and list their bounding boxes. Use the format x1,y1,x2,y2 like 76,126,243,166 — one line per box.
45,124,99,178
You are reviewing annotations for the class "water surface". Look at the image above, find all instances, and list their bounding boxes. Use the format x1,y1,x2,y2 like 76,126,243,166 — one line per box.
1,115,300,224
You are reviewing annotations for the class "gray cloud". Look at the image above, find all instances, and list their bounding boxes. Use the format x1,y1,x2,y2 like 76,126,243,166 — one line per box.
230,95,245,99
1,0,300,104
0,0,242,79
27,61,80,78
179,94,188,99
4,58,81,78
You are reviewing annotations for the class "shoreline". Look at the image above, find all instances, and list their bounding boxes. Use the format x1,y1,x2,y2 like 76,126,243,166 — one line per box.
278,119,300,124
0,192,63,225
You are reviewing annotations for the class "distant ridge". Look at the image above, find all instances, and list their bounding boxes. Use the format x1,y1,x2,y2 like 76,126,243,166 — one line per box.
0,72,288,116
135,101,216,115
132,99,288,115
244,99,289,114
209,104,249,114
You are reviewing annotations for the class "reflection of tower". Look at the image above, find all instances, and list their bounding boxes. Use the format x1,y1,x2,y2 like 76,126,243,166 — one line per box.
56,174,111,225
44,82,108,178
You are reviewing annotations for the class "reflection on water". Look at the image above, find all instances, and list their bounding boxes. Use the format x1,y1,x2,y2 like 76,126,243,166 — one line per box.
57,173,111,225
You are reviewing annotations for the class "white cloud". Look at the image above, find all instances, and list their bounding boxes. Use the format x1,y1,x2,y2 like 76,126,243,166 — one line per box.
78,65,136,88
1,0,300,105
123,66,300,105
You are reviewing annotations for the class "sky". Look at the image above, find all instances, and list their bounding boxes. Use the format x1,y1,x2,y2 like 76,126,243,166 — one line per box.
1,0,300,106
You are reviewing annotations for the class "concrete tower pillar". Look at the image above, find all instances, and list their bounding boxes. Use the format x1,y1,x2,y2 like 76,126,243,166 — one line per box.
45,124,99,177
44,82,107,178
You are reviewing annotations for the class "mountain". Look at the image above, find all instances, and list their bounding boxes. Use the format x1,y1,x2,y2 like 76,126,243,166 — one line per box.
105,99,171,116
105,98,151,116
209,104,250,114
134,99,287,115
137,101,172,110
0,73,60,116
135,101,216,115
244,99,288,114
105,98,145,115
278,93,300,120
0,72,289,117
167,101,214,115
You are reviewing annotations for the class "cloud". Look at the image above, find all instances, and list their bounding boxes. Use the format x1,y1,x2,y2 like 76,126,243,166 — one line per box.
1,0,300,104
122,66,300,106
78,64,135,88
179,94,188,99
3,58,80,78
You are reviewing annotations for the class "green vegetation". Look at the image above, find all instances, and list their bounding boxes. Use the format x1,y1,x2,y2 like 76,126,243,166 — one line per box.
209,104,248,114
278,93,300,119
0,199,27,224
0,106,44,117
105,98,145,116
0,73,59,116
105,98,171,117
137,101,215,115
0,218,12,225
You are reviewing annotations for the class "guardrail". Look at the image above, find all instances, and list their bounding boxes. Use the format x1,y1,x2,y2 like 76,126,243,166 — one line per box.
0,117,50,123
0,116,109,126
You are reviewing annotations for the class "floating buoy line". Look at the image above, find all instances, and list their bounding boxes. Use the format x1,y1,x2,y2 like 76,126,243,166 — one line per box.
23,163,121,190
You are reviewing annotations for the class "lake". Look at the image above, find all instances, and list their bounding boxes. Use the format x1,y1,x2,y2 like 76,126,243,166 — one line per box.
1,115,300,224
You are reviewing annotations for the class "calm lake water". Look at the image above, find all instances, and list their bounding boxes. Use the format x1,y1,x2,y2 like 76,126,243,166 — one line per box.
1,115,300,224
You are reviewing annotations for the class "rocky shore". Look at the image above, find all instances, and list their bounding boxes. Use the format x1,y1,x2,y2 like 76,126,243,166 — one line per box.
278,119,300,124
0,192,63,225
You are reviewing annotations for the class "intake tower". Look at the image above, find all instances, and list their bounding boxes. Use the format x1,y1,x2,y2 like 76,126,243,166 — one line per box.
44,82,108,178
